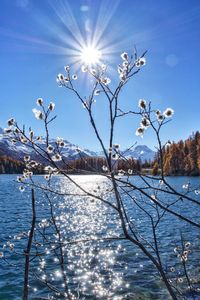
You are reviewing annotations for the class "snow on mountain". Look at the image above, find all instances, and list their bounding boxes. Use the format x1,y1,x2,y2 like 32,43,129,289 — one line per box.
0,129,97,162
97,145,155,162
0,128,155,163
123,145,156,162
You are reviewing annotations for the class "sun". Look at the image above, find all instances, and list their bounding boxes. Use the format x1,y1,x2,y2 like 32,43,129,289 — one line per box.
80,45,102,65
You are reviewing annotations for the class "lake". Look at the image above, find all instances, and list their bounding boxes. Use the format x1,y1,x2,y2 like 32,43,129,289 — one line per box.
0,175,200,299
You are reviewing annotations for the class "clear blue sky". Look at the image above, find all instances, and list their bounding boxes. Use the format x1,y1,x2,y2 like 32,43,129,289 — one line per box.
0,0,200,151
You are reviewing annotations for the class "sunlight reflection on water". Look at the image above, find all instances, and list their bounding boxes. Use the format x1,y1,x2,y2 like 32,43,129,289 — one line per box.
0,175,200,299
52,175,124,298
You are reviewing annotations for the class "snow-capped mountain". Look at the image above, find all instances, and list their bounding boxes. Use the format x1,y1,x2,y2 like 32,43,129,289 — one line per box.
0,128,155,163
123,145,156,162
0,129,96,163
97,145,155,162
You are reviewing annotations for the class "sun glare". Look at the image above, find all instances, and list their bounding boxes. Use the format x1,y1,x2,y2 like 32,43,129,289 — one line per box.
80,46,102,65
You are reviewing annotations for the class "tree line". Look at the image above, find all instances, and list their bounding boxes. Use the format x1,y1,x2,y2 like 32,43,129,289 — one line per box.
0,155,25,174
0,155,143,174
152,131,200,176
68,156,142,173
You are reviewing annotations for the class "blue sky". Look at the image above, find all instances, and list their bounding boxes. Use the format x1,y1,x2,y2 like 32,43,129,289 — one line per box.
0,0,200,151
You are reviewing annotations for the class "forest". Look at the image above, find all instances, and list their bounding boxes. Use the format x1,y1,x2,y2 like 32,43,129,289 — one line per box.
0,155,25,174
152,131,200,176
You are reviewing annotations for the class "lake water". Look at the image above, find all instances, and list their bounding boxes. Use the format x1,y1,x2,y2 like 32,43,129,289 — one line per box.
0,175,200,300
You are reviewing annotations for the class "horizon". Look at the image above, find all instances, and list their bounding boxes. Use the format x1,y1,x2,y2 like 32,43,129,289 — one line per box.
1,0,200,151
1,122,198,153
0,125,155,152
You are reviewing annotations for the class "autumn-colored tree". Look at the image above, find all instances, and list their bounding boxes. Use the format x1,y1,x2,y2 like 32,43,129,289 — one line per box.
152,161,159,175
161,131,200,176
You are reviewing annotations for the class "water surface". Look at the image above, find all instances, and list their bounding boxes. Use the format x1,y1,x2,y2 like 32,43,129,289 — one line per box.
0,175,200,299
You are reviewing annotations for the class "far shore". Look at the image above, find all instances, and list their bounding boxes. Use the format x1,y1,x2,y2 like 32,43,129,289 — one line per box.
0,170,199,177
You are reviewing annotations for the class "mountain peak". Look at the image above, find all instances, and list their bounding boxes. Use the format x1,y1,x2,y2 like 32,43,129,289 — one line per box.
134,145,153,150
124,145,155,162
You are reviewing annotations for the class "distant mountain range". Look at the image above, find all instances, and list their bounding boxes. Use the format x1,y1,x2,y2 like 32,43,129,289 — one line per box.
0,128,155,163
